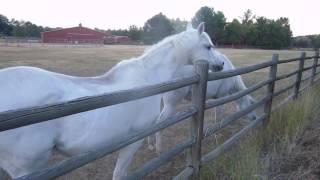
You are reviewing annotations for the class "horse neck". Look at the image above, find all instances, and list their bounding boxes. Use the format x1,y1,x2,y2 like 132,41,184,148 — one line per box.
141,42,180,83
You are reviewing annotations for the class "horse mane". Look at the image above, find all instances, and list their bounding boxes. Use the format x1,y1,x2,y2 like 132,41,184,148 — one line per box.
141,33,181,60
101,30,194,81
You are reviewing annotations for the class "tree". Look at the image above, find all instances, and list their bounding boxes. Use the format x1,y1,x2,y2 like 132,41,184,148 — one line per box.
241,9,255,25
142,13,174,44
171,18,188,33
192,6,226,44
293,37,311,48
253,16,292,49
224,19,242,45
128,25,142,41
240,9,255,45
311,35,320,48
0,14,13,36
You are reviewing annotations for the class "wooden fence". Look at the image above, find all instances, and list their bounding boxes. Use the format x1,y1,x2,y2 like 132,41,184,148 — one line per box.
0,49,319,180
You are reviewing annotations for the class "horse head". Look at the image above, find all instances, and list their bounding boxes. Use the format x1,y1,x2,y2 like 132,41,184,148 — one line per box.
173,22,224,71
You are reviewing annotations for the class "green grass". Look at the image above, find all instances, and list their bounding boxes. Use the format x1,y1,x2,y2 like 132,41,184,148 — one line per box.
200,83,320,180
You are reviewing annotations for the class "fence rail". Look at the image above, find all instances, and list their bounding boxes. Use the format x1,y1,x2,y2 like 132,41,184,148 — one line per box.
1,49,319,180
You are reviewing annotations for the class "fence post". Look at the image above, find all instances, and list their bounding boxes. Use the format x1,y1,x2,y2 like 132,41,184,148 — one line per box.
187,60,208,179
293,52,306,99
311,49,319,85
264,54,278,123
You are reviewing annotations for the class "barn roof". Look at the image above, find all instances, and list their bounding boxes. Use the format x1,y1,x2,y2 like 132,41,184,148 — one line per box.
43,25,109,36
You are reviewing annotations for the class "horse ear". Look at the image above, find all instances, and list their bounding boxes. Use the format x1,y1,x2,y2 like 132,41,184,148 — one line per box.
186,22,193,31
197,22,205,35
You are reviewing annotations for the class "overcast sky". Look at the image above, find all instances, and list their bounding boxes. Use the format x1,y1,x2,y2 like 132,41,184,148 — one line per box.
1,0,319,36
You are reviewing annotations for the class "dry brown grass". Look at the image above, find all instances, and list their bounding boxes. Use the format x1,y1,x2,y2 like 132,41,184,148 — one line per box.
0,44,317,179
200,83,320,180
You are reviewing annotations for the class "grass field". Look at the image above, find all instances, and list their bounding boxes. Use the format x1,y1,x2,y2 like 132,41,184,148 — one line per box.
0,44,318,179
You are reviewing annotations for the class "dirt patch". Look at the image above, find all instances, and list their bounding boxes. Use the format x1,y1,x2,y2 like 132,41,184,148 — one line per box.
270,119,320,180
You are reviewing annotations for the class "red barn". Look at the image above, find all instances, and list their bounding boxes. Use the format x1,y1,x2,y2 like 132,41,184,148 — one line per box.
42,24,109,44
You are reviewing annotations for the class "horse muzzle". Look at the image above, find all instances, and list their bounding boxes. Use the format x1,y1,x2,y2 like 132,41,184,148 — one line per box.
210,64,223,72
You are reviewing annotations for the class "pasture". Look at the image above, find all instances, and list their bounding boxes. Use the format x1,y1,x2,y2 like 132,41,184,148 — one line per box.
0,44,316,179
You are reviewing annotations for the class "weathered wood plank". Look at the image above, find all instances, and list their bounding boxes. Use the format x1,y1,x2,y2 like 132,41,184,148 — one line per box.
276,70,299,81
271,94,294,113
16,106,197,180
299,84,310,93
208,60,273,81
0,75,199,132
173,167,194,180
278,55,315,64
203,96,269,139
187,60,209,178
272,83,295,97
264,54,278,124
125,139,195,180
301,75,313,84
311,49,319,85
205,78,271,109
293,52,306,99
278,57,301,64
201,114,267,164
302,65,314,72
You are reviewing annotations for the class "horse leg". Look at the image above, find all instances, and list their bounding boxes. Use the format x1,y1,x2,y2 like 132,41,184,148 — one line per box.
147,136,154,150
0,149,52,179
155,105,174,154
113,140,143,180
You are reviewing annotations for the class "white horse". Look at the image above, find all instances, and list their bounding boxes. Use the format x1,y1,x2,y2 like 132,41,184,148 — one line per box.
148,51,258,154
0,23,224,180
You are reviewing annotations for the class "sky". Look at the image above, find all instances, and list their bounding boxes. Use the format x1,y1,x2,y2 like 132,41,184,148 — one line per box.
1,0,319,36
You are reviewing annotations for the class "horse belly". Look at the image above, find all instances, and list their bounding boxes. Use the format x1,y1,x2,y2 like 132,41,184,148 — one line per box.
56,95,161,155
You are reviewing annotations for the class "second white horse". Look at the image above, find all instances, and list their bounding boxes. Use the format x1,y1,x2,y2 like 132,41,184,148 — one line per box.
149,51,258,153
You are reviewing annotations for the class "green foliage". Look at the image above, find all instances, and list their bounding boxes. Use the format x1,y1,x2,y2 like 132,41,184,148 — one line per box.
310,35,320,48
107,29,129,36
0,15,49,38
192,6,226,44
191,7,292,49
0,14,13,36
128,25,142,41
293,35,320,49
224,19,242,45
252,17,292,49
171,18,188,33
11,20,45,37
142,13,174,44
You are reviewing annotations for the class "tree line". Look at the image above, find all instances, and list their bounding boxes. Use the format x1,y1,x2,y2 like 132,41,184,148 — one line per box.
0,14,51,38
1,6,317,49
140,8,292,49
98,7,294,49
293,35,320,49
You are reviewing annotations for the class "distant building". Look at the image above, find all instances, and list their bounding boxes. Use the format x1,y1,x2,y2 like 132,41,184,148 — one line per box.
42,24,110,44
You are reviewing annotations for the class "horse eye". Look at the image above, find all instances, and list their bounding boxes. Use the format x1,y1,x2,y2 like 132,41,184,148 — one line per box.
206,45,211,50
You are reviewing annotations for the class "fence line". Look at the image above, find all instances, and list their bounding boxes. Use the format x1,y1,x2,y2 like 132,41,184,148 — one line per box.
1,49,319,180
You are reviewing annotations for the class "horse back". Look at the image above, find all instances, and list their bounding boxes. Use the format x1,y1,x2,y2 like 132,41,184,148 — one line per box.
0,66,71,112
